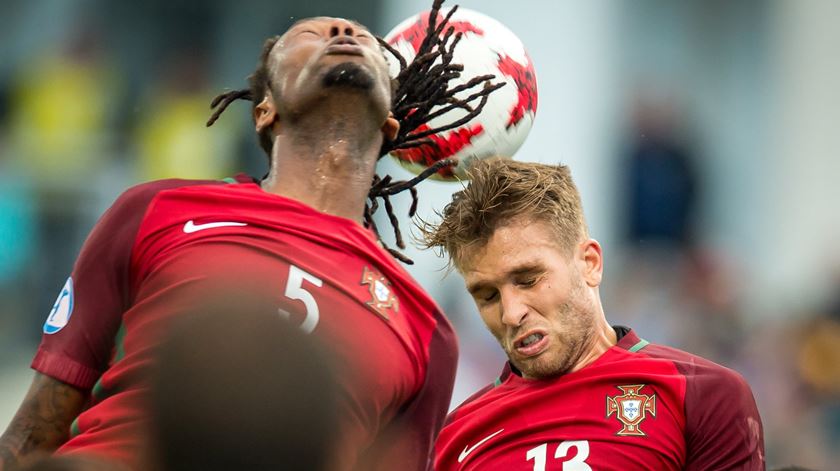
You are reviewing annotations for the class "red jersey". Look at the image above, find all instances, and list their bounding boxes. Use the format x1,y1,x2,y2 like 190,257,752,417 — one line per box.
435,327,764,470
32,176,458,470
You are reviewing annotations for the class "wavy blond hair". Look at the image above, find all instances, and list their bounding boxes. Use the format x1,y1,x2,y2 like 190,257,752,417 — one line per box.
420,159,588,269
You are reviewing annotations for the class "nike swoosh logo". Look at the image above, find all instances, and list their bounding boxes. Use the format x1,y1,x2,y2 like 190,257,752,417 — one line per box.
183,220,248,233
458,428,504,463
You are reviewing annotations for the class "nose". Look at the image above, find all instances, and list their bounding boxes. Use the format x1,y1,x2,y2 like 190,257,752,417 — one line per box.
500,289,529,328
329,19,357,38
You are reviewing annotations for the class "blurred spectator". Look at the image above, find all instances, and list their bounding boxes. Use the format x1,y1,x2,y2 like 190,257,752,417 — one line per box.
148,295,339,471
6,25,120,185
612,90,743,377
797,316,840,397
133,49,237,181
621,93,700,249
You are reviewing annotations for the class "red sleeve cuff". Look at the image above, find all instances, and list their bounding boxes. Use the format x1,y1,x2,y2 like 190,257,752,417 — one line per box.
31,349,101,390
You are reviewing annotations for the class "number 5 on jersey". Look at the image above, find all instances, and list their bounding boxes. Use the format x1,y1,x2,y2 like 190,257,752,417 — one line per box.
279,265,323,334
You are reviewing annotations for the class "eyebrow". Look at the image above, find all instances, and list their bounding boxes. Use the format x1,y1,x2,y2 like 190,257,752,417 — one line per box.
508,264,543,278
467,282,491,296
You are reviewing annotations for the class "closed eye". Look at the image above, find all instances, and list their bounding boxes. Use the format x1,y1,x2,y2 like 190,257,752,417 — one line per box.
472,289,498,305
515,277,539,288
355,33,375,44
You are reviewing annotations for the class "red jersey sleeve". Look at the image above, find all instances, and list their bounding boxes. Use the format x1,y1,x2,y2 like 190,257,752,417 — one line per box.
360,311,458,471
30,179,212,389
682,360,765,470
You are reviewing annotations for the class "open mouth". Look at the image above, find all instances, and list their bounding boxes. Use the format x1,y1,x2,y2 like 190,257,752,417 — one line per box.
513,331,548,357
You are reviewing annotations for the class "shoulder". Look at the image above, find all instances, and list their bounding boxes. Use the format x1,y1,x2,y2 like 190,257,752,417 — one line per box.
445,383,495,426
444,364,511,427
633,341,764,469
114,178,228,208
83,178,235,257
101,178,238,229
614,327,743,386
637,341,732,372
638,341,751,394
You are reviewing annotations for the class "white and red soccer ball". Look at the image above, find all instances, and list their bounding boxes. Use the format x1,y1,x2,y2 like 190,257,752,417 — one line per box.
384,7,538,181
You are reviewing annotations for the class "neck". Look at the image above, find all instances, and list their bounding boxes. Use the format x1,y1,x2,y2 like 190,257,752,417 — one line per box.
568,297,616,374
261,98,384,222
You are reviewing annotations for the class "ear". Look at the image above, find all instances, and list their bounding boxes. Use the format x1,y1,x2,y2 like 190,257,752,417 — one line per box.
577,239,603,288
254,96,278,135
381,111,400,142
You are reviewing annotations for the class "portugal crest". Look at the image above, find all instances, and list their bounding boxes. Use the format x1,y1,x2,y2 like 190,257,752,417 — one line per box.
606,384,657,436
361,266,399,320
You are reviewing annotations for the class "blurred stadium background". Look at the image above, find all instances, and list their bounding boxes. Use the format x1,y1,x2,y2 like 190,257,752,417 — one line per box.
1,0,838,468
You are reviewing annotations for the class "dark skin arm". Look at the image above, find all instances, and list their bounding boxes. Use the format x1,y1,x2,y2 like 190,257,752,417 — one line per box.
0,373,87,471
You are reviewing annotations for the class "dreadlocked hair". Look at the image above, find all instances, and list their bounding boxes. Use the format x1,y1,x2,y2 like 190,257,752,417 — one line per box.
206,35,280,156
206,0,503,264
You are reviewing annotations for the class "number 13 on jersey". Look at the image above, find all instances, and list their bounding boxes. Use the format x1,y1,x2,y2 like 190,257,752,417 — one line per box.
526,440,591,471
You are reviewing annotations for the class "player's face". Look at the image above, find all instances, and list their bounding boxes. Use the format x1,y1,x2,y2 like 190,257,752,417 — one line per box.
266,17,392,121
461,218,603,379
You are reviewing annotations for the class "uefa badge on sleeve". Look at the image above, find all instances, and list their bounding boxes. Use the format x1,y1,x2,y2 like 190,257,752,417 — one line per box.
44,277,74,334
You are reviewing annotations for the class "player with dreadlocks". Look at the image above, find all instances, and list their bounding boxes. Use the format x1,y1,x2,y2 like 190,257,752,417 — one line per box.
0,1,501,470
206,1,501,262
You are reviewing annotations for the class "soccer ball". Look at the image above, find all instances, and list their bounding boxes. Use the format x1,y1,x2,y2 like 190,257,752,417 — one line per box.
384,7,538,181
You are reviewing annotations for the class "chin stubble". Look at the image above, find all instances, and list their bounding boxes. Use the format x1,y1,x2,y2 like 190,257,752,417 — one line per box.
512,296,595,380
322,62,374,90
